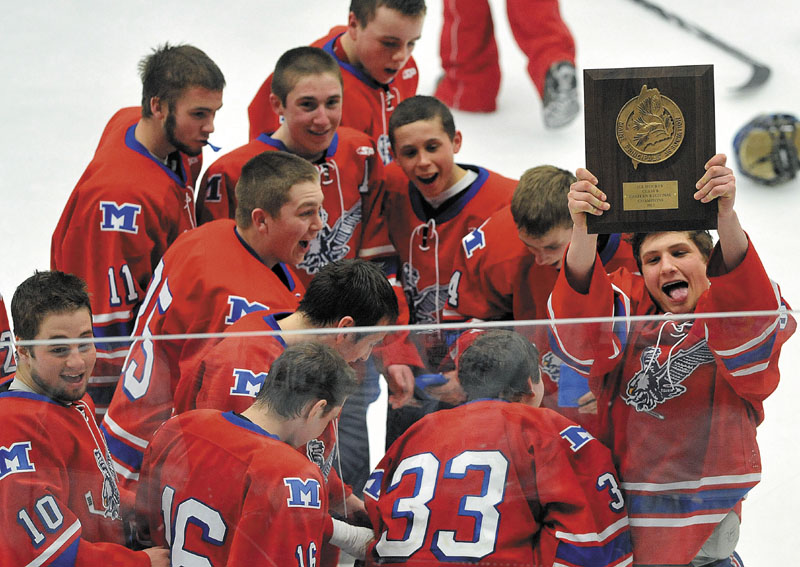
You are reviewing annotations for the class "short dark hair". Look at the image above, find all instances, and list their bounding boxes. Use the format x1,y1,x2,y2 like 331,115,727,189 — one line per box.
271,47,343,105
11,271,92,341
350,0,426,26
511,165,576,237
235,151,319,226
139,43,225,117
388,95,455,149
253,342,357,418
628,231,714,272
458,330,540,402
299,259,399,328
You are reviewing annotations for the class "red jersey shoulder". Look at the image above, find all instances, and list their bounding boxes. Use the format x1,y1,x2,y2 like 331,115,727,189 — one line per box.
196,137,276,223
191,312,287,413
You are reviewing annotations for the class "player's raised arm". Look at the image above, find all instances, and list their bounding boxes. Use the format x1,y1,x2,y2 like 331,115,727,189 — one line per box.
563,168,607,293
694,153,748,271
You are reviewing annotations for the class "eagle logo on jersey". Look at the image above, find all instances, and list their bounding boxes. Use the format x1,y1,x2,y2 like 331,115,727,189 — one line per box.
623,339,715,413
298,202,361,276
402,262,449,325
85,448,121,519
540,351,563,383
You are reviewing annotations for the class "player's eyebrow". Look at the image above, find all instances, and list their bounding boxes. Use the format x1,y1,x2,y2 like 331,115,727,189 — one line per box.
189,103,223,112
297,199,321,210
379,32,421,42
42,330,94,340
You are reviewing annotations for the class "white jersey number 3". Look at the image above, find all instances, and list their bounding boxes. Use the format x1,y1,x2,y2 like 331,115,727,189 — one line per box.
376,450,508,561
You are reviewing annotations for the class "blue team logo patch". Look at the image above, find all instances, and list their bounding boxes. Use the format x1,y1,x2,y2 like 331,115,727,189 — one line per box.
559,425,595,453
284,478,322,509
230,369,267,397
204,173,223,203
99,201,142,234
224,296,269,325
362,469,384,501
461,227,486,259
0,441,36,479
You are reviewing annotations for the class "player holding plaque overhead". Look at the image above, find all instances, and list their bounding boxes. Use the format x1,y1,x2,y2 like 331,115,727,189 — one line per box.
548,154,795,565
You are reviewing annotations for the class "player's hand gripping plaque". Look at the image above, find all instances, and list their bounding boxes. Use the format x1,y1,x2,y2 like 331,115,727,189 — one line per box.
584,65,716,233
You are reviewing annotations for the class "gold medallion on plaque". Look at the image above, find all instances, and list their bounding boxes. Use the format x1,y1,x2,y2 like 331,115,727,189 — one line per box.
616,85,685,169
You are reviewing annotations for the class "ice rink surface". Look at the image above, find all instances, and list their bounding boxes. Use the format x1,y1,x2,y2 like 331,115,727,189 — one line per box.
1,1,798,563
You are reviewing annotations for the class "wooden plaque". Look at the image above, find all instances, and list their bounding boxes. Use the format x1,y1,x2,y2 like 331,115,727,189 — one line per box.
584,65,716,234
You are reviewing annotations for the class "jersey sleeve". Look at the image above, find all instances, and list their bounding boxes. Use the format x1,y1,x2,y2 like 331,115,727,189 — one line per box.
51,180,180,415
548,258,637,380
446,220,516,320
102,258,179,491
192,334,283,413
227,465,330,565
699,239,796,419
524,416,632,567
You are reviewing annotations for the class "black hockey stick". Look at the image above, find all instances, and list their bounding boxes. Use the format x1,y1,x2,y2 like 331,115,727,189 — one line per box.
629,0,771,91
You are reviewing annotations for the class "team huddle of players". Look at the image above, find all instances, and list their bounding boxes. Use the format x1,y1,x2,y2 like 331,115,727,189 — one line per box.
0,0,795,566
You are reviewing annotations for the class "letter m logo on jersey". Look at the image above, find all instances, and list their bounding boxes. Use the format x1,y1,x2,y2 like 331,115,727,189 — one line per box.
284,478,322,509
100,201,142,234
229,368,267,397
461,227,486,259
224,296,269,325
0,441,36,480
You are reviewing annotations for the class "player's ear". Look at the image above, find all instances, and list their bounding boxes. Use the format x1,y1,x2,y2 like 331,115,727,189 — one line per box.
251,208,269,232
452,130,463,154
269,93,285,116
149,96,166,120
307,398,328,419
336,316,355,329
524,374,543,408
334,316,355,345
15,338,30,362
346,11,361,38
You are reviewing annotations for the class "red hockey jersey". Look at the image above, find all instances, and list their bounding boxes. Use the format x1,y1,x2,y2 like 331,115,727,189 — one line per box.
0,387,149,567
0,294,15,382
446,205,637,431
101,219,304,490
247,26,419,165
195,128,394,286
363,400,632,566
548,239,795,565
375,163,515,368
137,409,332,567
50,107,200,418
